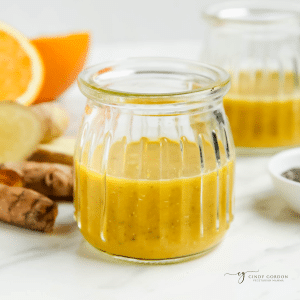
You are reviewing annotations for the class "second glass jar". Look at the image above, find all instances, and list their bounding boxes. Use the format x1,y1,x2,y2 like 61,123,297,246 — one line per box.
202,0,300,152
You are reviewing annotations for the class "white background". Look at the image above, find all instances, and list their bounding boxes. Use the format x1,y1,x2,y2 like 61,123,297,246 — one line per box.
1,0,228,44
2,0,300,44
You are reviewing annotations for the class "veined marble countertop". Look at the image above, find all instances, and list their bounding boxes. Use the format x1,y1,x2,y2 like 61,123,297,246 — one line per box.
0,41,299,300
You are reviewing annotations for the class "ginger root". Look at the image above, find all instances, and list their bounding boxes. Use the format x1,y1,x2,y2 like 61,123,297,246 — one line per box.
0,102,71,232
0,184,58,232
0,101,70,164
28,137,75,166
31,102,70,143
0,161,73,199
0,101,43,163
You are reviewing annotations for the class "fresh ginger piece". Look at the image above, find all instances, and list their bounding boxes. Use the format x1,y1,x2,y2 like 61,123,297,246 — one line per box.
0,183,58,232
0,101,70,163
0,161,73,199
28,137,75,165
31,103,70,143
0,170,23,187
0,101,42,163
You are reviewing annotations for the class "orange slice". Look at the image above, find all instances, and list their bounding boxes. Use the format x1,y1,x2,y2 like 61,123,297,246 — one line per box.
0,21,44,105
32,32,90,104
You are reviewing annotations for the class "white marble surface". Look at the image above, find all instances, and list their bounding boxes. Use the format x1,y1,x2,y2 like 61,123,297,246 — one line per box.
1,41,300,300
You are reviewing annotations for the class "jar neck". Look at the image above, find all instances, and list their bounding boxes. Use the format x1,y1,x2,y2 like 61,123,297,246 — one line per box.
78,58,230,111
87,95,225,116
203,1,300,35
206,21,300,36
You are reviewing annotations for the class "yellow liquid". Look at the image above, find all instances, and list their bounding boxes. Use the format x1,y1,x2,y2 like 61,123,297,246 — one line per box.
75,138,234,260
224,72,300,148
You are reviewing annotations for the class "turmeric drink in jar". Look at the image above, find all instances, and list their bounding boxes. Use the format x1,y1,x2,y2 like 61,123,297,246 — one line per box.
202,1,300,152
75,58,235,263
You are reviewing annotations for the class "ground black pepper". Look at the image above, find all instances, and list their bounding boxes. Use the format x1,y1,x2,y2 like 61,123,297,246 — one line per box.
281,168,300,183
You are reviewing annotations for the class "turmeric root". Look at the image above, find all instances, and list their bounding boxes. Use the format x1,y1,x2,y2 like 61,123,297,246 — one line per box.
0,170,23,187
0,184,58,232
0,161,73,199
31,102,70,143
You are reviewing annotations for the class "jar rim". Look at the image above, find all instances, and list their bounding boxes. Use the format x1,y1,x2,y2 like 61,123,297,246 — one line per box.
77,57,230,105
203,0,300,26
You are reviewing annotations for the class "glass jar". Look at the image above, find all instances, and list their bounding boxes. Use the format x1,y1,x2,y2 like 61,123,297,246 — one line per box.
201,1,300,153
75,58,235,263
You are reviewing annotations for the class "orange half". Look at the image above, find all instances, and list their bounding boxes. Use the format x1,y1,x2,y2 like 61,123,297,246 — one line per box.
32,32,90,103
0,21,44,105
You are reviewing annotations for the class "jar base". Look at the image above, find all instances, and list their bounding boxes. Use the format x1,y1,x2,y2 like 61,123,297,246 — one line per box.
236,145,300,156
82,239,223,265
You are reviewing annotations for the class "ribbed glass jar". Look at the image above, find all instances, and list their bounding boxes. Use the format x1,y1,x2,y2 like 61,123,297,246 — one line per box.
201,1,300,153
75,58,235,263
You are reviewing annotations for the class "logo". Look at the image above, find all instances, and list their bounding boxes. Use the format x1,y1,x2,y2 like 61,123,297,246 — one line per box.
224,270,289,284
224,270,259,284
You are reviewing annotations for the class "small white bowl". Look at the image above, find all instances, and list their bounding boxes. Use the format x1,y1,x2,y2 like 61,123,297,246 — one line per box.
268,148,300,214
